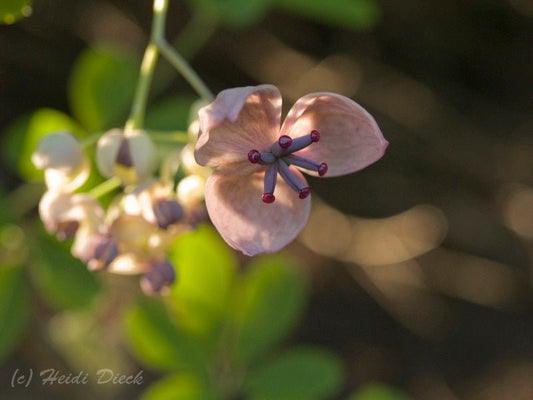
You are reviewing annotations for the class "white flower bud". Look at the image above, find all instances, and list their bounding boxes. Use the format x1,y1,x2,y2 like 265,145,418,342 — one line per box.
96,129,158,184
32,131,82,172
32,131,90,192
177,175,206,208
39,191,105,240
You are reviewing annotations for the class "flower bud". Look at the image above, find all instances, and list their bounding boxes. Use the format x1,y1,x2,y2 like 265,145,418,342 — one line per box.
39,191,105,239
32,131,82,172
96,129,157,184
32,131,90,192
177,175,206,208
140,259,176,295
78,234,119,271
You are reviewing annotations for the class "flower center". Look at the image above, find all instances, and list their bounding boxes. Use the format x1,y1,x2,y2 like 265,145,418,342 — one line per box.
248,130,328,203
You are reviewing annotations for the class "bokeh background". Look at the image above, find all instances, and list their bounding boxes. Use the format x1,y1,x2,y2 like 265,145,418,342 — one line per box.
1,0,532,399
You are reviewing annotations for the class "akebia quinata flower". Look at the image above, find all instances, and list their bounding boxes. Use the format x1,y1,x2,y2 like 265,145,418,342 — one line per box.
195,84,388,256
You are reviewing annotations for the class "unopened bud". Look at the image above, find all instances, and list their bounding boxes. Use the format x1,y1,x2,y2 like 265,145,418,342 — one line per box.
96,129,157,184
32,131,83,172
140,259,176,295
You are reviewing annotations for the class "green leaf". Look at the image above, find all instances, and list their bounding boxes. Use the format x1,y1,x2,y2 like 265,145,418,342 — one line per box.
2,108,86,180
141,372,214,400
232,255,307,365
0,0,32,25
68,46,138,132
0,263,30,363
187,0,272,28
243,346,344,400
274,0,381,31
124,298,207,373
348,383,412,400
29,233,101,310
145,96,196,131
168,224,236,337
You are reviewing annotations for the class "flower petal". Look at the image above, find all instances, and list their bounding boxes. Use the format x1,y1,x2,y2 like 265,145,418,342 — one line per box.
280,93,388,177
195,85,282,167
204,164,311,256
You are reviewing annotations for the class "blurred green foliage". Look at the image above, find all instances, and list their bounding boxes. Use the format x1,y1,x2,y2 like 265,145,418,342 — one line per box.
125,225,344,399
0,0,31,25
348,383,413,400
187,0,380,30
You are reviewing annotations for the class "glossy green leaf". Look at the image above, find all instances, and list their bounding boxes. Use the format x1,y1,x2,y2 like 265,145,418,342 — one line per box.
349,383,412,400
0,263,30,363
68,47,138,132
232,255,307,364
0,0,32,25
243,346,344,400
187,0,272,28
168,224,236,337
29,233,101,310
274,0,381,31
124,298,207,373
2,108,86,180
145,96,196,131
141,372,214,400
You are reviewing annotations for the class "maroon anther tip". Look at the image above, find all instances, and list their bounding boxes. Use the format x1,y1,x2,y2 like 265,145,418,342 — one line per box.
262,193,275,203
318,162,328,176
278,135,293,149
248,149,261,163
310,130,320,142
298,187,311,199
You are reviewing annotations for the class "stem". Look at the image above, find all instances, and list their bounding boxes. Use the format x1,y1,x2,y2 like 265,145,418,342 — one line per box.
126,0,215,131
88,176,122,199
125,0,169,130
157,38,214,102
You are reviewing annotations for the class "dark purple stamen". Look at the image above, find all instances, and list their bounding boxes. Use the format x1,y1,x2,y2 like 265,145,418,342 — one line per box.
247,130,326,202
262,193,275,203
248,149,261,163
299,187,311,199
83,234,119,271
318,162,328,177
263,164,278,204
278,135,293,149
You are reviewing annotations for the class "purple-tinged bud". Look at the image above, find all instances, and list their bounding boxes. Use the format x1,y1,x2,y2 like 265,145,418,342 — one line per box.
82,234,119,271
140,259,176,295
248,149,261,163
278,135,293,149
56,220,80,241
262,193,275,203
318,162,328,176
310,130,320,142
152,198,184,229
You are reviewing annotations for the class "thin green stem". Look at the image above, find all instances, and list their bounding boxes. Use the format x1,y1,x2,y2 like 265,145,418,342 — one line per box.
157,38,214,102
88,176,122,199
125,0,169,130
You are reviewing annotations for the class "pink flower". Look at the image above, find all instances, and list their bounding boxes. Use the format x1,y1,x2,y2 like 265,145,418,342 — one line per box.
195,84,388,256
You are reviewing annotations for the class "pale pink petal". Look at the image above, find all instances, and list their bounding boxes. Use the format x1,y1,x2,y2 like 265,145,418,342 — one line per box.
195,85,282,167
204,164,311,256
280,93,388,177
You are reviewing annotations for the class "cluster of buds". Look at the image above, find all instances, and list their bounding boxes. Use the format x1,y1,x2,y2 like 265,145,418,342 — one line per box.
32,126,209,295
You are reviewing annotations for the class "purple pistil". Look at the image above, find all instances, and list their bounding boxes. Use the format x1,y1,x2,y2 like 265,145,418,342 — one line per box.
248,130,326,203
